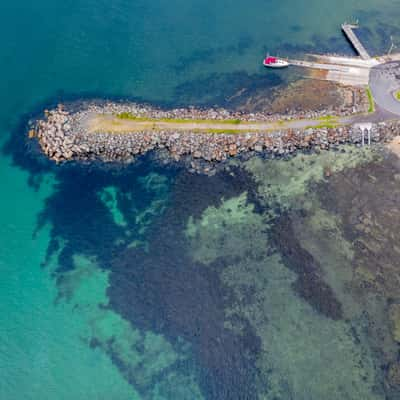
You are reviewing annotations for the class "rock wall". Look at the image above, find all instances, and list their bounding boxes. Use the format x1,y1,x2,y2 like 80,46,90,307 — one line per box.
31,102,400,173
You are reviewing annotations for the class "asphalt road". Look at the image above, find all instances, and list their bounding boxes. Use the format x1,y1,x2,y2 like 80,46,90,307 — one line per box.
370,62,400,117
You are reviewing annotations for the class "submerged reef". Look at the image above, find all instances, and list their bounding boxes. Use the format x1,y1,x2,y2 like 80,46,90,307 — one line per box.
32,140,400,399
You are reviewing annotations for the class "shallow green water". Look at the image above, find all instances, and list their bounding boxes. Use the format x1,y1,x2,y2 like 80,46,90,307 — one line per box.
2,1,400,399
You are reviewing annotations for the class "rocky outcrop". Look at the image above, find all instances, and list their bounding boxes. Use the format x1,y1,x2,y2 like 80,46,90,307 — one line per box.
31,102,399,173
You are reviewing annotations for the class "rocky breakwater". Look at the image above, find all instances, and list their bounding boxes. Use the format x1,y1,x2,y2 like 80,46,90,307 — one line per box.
32,106,82,163
31,102,400,173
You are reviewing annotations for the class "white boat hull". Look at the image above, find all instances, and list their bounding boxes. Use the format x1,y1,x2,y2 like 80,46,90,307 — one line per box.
263,60,289,68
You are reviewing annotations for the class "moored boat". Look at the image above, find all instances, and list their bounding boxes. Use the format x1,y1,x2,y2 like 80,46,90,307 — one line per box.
263,56,289,68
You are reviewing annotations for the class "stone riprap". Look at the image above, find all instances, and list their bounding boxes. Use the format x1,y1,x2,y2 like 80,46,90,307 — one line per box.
31,101,399,173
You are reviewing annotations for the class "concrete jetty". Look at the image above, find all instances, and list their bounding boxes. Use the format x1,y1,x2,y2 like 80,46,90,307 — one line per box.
288,58,371,85
341,23,371,60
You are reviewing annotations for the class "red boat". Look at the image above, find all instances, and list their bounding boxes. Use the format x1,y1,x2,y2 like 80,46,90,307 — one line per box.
263,56,289,68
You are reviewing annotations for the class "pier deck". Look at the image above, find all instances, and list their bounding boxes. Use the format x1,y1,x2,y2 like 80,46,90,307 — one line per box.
341,24,371,60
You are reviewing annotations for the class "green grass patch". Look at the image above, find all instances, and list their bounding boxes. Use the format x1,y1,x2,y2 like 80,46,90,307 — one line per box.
116,112,143,120
305,123,340,130
157,117,242,124
318,115,337,122
115,112,242,125
199,128,257,134
366,87,375,113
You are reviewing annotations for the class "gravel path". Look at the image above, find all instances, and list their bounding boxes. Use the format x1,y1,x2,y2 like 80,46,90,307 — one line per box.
87,114,340,134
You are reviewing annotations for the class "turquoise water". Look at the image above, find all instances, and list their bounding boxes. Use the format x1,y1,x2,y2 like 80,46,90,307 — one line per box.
2,1,400,399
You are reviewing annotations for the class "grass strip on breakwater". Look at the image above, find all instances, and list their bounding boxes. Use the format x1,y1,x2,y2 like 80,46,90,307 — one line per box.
87,113,344,135
305,115,341,130
366,87,375,113
116,112,242,125
90,114,277,134
305,122,341,130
